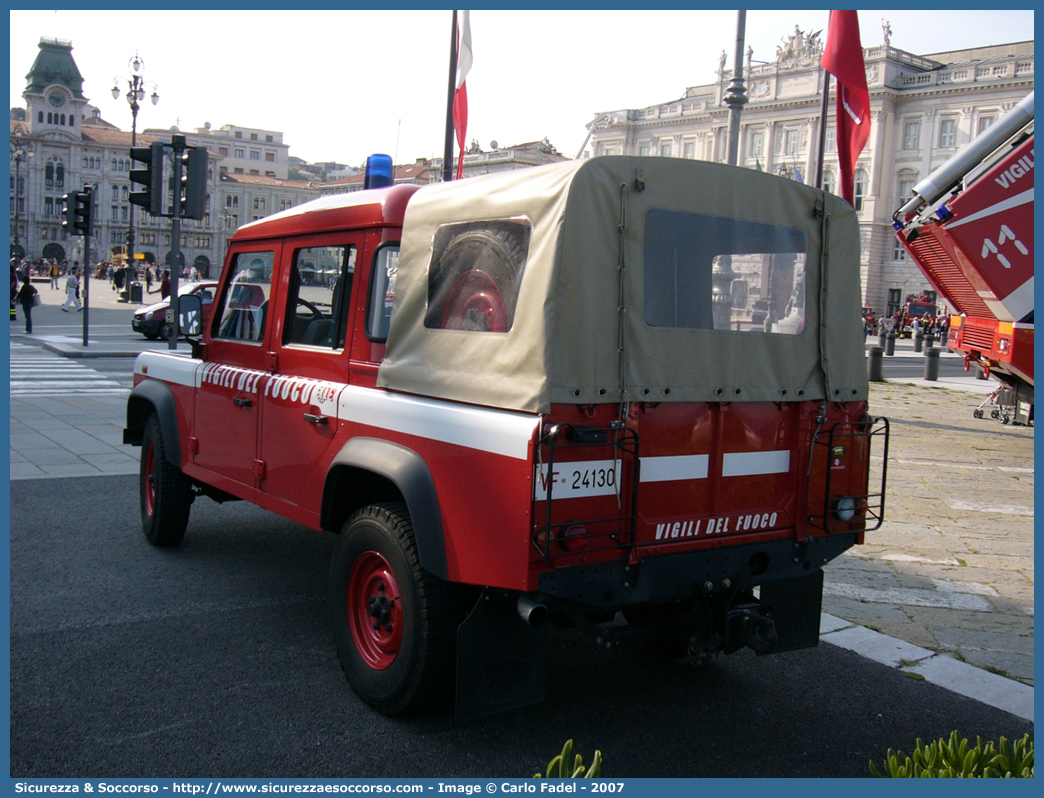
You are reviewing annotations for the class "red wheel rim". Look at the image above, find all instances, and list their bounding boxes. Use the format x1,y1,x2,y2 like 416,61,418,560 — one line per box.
439,270,508,332
143,442,156,517
346,551,403,670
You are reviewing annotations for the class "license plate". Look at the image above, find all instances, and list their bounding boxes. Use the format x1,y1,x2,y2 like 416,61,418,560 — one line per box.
535,459,621,500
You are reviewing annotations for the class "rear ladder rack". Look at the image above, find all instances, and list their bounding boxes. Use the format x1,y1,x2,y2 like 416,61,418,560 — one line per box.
532,423,640,569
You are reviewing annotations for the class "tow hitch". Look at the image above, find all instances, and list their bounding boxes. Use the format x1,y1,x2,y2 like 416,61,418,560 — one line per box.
725,605,779,654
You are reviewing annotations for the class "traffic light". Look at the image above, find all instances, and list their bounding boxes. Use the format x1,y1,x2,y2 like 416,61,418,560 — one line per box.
180,146,208,220
61,192,76,233
60,190,92,236
129,142,166,216
73,190,91,236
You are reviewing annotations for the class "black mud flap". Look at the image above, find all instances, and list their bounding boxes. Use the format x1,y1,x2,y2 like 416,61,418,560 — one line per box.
759,569,824,653
455,589,546,721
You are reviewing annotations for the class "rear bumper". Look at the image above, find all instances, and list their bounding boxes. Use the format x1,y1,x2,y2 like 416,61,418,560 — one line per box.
536,531,858,609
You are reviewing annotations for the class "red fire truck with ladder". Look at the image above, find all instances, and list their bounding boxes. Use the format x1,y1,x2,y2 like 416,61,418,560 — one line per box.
124,156,888,719
894,92,1033,425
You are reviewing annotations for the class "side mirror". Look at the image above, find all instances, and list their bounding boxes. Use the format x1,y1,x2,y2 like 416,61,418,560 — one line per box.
178,294,204,337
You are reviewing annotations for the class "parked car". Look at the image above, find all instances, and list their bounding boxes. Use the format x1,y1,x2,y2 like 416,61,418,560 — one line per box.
132,281,217,340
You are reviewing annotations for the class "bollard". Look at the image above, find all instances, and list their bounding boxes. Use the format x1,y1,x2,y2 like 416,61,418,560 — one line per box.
878,330,888,348
923,347,940,381
924,331,935,348
913,331,924,353
867,346,884,382
885,332,896,356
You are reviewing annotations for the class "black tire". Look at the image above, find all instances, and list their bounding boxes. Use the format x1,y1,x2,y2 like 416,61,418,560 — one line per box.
160,322,174,341
329,502,464,716
139,414,193,547
426,223,528,332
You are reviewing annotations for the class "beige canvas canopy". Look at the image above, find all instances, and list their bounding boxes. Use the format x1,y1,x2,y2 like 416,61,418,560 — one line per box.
378,156,867,415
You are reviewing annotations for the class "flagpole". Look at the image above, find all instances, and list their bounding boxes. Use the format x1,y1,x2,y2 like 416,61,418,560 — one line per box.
443,9,458,182
815,10,832,189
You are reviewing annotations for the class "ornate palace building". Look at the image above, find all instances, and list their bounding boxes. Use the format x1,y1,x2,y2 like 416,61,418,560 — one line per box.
583,25,1033,316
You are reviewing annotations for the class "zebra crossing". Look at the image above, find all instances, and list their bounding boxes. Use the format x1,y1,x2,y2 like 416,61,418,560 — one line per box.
9,342,131,396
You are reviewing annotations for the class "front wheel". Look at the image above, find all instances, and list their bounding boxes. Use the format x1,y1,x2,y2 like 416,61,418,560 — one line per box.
329,502,464,716
140,414,193,546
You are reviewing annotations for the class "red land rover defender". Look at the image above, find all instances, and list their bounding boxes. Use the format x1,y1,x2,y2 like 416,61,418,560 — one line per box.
124,157,887,719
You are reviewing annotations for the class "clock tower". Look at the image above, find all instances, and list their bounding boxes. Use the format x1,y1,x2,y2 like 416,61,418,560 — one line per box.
24,37,88,138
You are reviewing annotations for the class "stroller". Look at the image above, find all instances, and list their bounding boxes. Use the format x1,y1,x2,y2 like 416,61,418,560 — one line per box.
973,383,1018,424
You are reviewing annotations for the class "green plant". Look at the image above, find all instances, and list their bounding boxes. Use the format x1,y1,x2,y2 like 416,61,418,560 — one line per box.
870,731,1034,778
534,739,602,778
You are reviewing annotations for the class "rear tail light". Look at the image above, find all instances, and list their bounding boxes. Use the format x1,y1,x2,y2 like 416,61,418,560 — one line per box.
834,496,856,522
559,524,588,552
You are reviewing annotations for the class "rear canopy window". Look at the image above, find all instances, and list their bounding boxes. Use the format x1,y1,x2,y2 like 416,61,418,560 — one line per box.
643,210,807,334
424,219,531,333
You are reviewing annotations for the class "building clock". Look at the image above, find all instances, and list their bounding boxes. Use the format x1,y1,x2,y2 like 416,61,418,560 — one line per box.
48,90,67,108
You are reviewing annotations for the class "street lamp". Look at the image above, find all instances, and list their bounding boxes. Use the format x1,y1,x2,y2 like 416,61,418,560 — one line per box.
10,141,31,259
112,51,159,301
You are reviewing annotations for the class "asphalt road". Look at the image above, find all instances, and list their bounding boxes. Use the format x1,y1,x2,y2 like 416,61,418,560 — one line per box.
9,476,1032,779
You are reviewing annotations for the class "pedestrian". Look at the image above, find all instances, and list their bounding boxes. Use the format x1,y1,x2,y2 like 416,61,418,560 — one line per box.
16,273,40,333
160,269,171,300
144,265,153,293
49,261,60,290
62,269,83,312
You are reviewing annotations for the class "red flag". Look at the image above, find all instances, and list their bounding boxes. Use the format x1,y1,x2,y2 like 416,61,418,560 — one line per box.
820,10,870,206
453,11,473,180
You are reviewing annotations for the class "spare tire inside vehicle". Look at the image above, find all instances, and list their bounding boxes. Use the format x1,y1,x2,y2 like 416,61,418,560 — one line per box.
425,220,530,333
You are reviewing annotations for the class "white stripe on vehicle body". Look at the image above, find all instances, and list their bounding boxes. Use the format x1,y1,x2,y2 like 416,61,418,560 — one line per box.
639,454,709,482
134,351,199,386
339,385,539,461
134,354,794,473
944,188,1033,229
722,450,791,477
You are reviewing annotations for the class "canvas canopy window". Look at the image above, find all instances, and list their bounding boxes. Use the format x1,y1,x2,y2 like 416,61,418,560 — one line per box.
378,156,866,414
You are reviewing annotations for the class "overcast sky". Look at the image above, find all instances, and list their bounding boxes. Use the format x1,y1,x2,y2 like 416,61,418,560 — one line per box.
10,9,1035,167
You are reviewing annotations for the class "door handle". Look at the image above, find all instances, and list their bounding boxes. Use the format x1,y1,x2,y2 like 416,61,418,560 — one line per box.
303,413,328,425
233,397,252,407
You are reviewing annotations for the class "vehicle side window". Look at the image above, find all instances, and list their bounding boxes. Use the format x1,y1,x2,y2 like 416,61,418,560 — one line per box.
214,251,275,342
366,244,399,341
424,219,531,333
283,245,356,349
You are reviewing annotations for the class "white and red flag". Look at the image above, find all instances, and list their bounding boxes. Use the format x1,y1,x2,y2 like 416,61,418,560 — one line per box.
820,10,870,205
453,10,473,180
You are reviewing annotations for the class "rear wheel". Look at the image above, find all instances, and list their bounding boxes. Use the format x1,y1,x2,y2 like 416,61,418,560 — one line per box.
140,414,193,547
329,502,465,716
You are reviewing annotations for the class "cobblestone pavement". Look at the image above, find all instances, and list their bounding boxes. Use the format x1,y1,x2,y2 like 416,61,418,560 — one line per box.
822,381,1034,687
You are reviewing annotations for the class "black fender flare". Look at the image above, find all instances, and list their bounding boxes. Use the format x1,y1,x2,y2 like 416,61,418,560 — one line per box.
125,379,183,469
323,437,447,580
